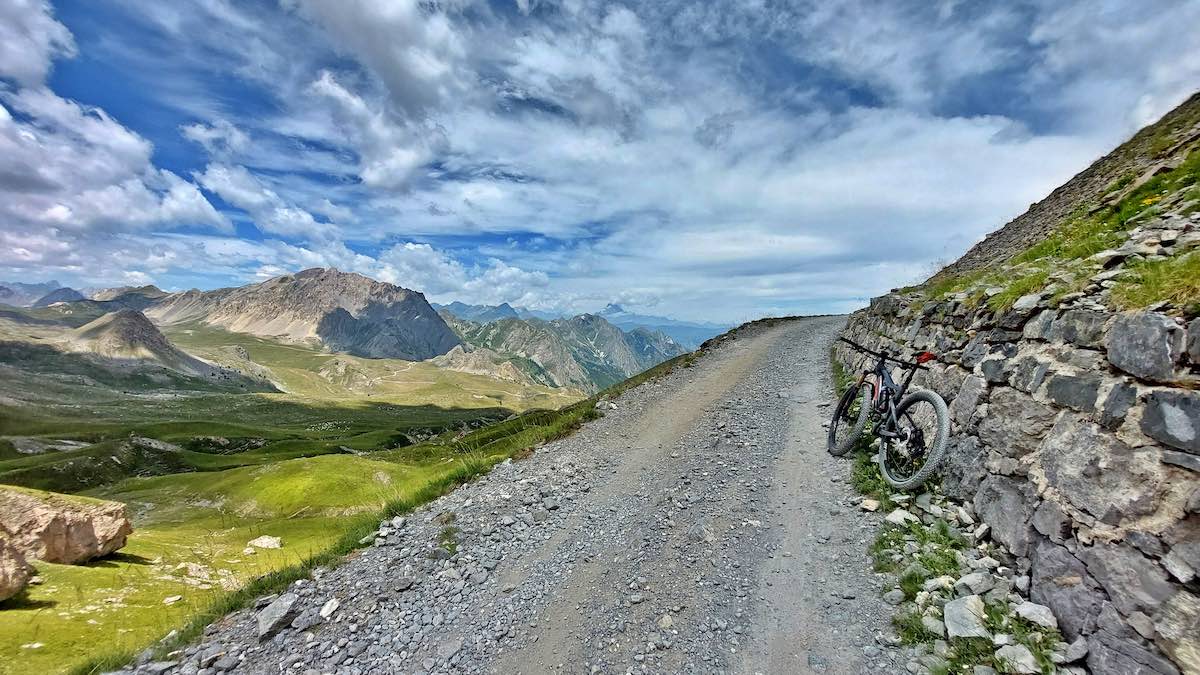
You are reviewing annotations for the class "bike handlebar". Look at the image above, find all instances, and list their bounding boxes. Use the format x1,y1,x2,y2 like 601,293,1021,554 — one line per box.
838,337,929,370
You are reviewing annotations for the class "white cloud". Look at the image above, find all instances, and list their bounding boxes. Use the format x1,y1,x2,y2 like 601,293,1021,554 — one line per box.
181,119,249,157
307,70,434,189
0,0,76,86
195,163,337,240
377,242,549,306
287,0,471,117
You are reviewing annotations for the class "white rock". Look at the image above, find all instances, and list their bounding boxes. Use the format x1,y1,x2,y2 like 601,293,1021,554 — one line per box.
162,595,183,605
885,509,919,526
0,539,33,602
1014,601,1058,629
944,595,990,639
1012,294,1042,311
859,498,880,512
995,644,1039,673
320,598,340,619
247,535,282,550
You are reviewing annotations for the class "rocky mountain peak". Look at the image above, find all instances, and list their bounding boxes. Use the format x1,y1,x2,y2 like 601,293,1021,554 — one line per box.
148,268,460,360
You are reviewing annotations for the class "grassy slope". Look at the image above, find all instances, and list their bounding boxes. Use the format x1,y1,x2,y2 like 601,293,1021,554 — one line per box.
0,326,704,675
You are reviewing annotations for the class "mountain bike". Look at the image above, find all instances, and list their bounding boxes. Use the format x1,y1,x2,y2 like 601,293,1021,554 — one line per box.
827,337,949,491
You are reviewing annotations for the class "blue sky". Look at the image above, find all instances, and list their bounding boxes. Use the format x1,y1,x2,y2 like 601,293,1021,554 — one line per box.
1,0,1198,323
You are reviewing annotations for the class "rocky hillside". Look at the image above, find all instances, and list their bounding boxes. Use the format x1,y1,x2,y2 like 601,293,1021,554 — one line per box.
938,92,1200,279
88,285,169,310
836,93,1200,675
147,268,460,360
66,309,259,384
429,344,544,386
435,301,521,323
447,313,687,393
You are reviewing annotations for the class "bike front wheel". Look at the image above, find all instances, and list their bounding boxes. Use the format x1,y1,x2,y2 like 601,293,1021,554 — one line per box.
827,380,873,456
879,389,949,490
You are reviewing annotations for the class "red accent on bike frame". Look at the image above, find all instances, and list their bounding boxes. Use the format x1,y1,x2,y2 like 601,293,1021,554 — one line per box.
916,351,936,364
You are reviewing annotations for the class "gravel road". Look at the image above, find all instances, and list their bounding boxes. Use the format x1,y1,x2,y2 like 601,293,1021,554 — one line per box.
135,316,904,675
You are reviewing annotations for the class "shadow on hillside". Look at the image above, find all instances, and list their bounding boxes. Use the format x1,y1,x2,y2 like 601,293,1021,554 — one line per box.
0,341,276,395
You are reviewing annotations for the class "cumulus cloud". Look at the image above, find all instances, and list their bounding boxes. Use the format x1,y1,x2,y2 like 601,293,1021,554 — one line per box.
0,0,230,290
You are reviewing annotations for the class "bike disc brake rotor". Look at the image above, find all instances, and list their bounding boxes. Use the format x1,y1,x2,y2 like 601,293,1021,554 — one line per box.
886,400,936,480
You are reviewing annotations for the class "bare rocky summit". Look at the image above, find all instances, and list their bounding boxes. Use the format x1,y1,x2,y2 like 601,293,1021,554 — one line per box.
67,309,231,378
429,344,542,386
0,486,133,565
148,268,460,360
32,286,86,307
89,285,168,302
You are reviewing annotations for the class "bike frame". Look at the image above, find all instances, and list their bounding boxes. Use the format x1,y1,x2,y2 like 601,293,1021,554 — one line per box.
841,337,929,439
858,355,918,438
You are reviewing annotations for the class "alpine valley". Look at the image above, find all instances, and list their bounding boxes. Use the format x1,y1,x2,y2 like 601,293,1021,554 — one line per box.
0,267,700,673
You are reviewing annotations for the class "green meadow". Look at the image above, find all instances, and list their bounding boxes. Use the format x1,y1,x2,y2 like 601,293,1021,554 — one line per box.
0,316,590,674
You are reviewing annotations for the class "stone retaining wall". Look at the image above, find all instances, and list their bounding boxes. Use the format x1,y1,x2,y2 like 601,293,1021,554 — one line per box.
836,293,1199,674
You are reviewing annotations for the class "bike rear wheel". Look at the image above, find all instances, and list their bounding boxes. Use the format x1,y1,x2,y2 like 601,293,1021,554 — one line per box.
827,380,872,456
879,389,949,490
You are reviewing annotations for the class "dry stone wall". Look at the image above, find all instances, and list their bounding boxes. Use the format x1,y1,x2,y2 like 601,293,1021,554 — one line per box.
836,288,1200,674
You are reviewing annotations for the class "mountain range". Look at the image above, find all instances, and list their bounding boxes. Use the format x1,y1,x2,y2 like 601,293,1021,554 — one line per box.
1,268,691,395
442,312,686,392
436,302,726,349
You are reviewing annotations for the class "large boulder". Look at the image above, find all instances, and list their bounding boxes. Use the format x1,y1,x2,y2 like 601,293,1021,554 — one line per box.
0,487,132,564
1105,311,1185,382
0,538,33,602
1032,540,1103,640
1039,415,1168,525
1049,310,1111,348
1081,542,1176,618
976,387,1058,458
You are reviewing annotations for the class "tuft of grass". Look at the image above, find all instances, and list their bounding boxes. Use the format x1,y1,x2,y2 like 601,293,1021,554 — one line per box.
899,568,926,600
986,268,1050,312
437,525,461,555
1101,172,1136,197
850,448,892,508
1111,251,1200,315
870,519,966,576
893,609,940,645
